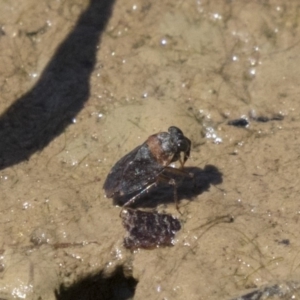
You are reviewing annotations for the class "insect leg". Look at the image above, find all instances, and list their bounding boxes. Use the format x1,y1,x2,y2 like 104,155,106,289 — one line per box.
169,178,180,213
119,182,158,217
157,174,182,214
163,166,193,178
164,166,195,195
122,181,158,208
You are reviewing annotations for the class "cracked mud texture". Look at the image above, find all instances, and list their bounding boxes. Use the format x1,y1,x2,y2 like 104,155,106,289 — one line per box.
1,0,300,299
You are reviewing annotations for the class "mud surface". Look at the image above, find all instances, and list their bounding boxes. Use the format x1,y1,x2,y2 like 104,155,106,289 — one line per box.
1,0,300,299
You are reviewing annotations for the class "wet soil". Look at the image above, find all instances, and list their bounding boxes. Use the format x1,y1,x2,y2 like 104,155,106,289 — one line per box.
1,0,300,299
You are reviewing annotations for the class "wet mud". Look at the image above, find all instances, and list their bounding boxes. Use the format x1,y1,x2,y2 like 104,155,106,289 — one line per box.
1,0,300,299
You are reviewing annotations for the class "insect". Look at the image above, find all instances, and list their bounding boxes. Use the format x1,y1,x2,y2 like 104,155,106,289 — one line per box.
121,208,181,250
103,126,192,210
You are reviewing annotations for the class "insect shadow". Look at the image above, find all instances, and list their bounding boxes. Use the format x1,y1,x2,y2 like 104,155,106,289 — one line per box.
113,165,223,209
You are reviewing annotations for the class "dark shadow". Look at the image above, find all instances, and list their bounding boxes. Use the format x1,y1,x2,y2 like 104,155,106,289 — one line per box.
229,283,298,300
113,165,223,208
55,265,138,300
0,0,115,170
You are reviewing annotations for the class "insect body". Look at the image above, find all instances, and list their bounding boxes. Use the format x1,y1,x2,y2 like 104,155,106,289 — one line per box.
103,126,192,209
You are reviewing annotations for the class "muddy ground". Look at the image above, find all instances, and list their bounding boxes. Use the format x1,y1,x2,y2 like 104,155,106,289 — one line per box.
1,0,300,299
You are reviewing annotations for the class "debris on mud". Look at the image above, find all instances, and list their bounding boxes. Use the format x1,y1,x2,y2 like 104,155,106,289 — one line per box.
121,208,181,250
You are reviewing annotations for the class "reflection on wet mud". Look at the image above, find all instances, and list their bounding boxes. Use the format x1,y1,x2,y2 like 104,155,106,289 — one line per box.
0,0,115,170
113,165,223,208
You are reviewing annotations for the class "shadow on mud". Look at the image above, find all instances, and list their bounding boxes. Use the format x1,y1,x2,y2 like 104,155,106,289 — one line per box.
229,281,300,300
113,165,223,208
0,0,115,170
55,265,138,300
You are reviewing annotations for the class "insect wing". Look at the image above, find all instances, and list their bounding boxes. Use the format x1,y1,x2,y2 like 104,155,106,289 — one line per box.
103,144,141,197
103,143,163,197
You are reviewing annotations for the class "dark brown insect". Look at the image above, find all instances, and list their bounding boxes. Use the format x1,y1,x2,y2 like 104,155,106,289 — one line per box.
103,126,192,209
121,208,181,250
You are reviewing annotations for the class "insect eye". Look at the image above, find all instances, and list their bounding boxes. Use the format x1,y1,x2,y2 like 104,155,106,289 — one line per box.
177,139,189,151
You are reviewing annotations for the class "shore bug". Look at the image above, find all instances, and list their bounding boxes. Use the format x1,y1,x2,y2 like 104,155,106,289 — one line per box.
103,126,192,210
